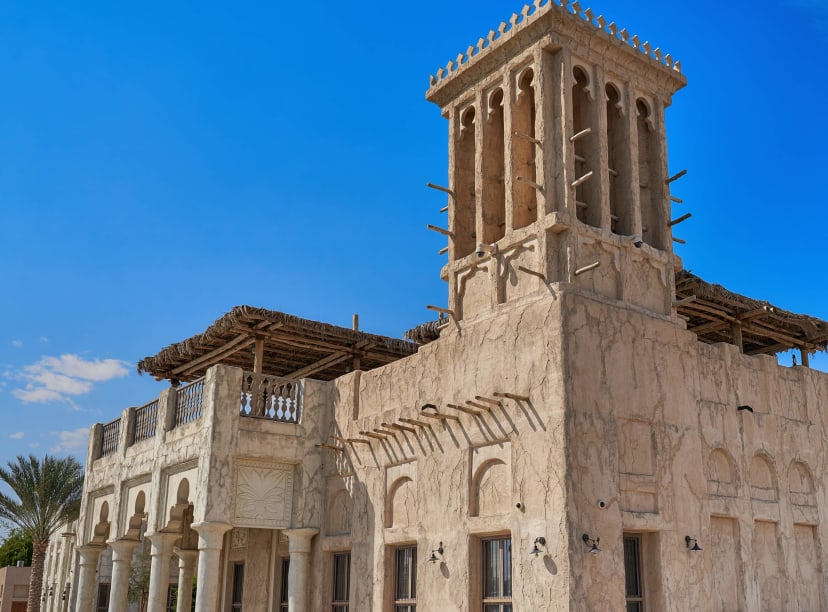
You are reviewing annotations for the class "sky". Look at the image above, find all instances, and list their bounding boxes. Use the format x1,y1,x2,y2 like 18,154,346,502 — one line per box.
1,0,827,474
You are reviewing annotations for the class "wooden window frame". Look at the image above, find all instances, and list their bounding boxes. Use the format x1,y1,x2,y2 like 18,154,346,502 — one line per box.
331,551,351,612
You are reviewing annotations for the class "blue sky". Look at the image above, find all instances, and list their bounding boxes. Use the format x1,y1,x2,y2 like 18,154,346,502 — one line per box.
1,0,827,473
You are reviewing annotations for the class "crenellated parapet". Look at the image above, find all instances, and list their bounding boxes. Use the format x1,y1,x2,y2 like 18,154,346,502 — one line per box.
427,0,683,95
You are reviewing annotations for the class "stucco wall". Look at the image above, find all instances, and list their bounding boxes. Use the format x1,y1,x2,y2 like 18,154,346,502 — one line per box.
564,290,828,611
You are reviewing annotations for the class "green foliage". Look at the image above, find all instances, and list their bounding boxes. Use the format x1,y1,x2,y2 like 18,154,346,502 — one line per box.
128,539,150,612
0,454,84,544
0,527,33,567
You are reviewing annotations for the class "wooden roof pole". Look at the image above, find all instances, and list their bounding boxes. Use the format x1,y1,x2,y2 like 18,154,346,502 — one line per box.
253,338,265,374
731,322,743,353
352,314,361,372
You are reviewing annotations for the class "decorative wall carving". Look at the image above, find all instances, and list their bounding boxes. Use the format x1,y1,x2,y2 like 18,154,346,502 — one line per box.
231,527,249,549
232,460,294,529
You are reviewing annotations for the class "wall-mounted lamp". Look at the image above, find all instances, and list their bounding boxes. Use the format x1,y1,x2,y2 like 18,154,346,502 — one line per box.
429,542,444,563
530,537,546,557
685,536,702,551
582,533,601,554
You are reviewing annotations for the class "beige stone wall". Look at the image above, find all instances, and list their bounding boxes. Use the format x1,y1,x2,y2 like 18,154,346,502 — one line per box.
315,295,571,611
0,566,31,612
564,290,828,611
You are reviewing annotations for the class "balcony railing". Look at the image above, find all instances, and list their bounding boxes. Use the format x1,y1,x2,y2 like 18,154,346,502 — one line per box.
99,419,120,457
131,399,159,445
174,378,205,427
240,372,301,423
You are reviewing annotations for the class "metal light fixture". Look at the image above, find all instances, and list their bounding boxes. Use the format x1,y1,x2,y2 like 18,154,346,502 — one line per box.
582,533,601,554
429,541,444,563
531,536,546,557
685,536,702,551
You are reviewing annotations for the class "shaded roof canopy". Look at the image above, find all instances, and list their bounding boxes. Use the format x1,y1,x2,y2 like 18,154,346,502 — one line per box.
137,306,418,382
407,271,828,357
675,270,828,356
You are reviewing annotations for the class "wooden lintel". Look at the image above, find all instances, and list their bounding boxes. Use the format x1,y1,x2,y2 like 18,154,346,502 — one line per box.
384,422,417,433
446,403,480,416
474,396,501,406
688,319,730,336
399,418,431,428
493,392,530,402
359,431,388,440
465,400,491,411
287,351,349,379
742,321,815,351
171,333,256,376
376,427,398,437
420,412,460,422
316,444,345,452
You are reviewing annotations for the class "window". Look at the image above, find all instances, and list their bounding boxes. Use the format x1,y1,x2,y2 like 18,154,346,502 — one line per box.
482,537,512,612
95,583,110,612
331,552,351,611
231,562,244,611
624,535,644,612
279,558,290,612
393,546,417,612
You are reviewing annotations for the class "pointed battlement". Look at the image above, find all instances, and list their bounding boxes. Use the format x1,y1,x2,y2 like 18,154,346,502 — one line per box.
427,0,685,102
426,0,688,324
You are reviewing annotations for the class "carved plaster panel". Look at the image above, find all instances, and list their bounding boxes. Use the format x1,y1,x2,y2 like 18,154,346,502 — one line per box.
232,459,295,529
231,527,249,549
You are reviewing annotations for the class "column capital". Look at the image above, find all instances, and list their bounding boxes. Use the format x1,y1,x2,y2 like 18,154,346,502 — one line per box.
145,531,181,554
173,547,199,567
283,528,319,554
75,544,104,563
191,521,232,550
107,538,140,560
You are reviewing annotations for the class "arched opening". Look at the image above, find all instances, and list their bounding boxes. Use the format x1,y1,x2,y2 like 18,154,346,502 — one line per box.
572,66,599,227
470,459,509,517
788,461,816,506
454,105,477,259
605,82,631,235
749,454,778,501
326,489,352,535
512,67,538,229
707,448,738,497
636,98,664,249
385,477,415,528
482,87,506,243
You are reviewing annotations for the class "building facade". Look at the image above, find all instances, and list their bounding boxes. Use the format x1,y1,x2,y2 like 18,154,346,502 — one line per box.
0,565,31,612
69,1,828,611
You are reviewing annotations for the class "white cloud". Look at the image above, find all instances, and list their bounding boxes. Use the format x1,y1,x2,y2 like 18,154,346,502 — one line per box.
39,336,49,343
28,442,40,449
12,353,131,404
34,354,130,382
13,387,65,403
51,428,88,454
9,432,24,440
10,340,22,349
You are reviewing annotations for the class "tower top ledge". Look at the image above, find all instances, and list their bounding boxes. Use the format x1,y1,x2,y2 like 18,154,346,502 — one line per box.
426,0,686,102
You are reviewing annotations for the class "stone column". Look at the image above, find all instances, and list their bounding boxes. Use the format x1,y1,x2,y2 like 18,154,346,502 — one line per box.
283,528,319,612
192,522,232,612
107,539,139,612
174,548,198,612
146,532,180,612
74,546,102,612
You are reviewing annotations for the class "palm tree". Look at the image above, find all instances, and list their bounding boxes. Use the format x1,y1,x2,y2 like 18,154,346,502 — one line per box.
0,454,83,612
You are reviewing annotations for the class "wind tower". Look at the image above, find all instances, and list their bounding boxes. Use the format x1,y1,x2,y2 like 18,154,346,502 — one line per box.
426,1,687,323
